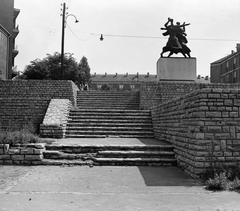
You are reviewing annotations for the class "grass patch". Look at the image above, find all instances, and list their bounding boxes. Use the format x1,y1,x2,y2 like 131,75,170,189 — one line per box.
0,123,41,145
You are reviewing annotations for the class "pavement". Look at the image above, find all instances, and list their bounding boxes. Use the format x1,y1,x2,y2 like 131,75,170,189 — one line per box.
1,138,240,211
1,165,240,211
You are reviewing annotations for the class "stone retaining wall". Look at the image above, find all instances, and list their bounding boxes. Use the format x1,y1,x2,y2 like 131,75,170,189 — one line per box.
40,99,72,138
151,88,240,178
0,80,79,131
140,82,240,110
0,143,45,165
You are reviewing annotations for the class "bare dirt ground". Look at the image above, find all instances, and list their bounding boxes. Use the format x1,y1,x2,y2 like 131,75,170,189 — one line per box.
0,165,34,191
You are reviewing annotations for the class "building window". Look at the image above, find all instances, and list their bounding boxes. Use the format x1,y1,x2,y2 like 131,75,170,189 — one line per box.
130,84,135,90
97,84,101,89
226,74,229,83
119,85,123,90
233,71,237,83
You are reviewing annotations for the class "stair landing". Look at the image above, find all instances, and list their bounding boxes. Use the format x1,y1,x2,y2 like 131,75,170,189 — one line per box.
46,138,168,146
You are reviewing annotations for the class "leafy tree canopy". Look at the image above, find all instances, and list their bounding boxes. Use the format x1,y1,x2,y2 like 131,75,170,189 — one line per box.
19,52,92,87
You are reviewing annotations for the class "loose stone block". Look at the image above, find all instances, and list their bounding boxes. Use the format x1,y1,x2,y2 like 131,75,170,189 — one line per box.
25,155,43,161
33,149,43,155
4,160,13,164
21,148,34,155
8,149,20,154
31,161,43,165
11,155,25,161
0,155,11,160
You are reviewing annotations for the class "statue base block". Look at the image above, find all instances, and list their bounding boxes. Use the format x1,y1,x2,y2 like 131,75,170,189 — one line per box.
157,57,196,81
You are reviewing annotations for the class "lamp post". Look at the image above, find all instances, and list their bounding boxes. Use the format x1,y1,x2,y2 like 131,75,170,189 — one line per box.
60,3,79,80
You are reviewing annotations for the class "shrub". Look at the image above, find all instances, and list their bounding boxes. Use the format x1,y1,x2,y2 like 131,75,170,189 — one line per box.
205,171,229,191
229,178,240,192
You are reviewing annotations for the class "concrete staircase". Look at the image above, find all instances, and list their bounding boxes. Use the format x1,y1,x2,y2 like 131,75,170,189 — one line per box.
77,90,140,110
50,90,177,166
65,109,155,138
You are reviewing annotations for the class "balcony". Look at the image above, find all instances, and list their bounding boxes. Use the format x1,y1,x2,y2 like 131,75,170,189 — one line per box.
13,25,19,38
14,8,20,20
12,45,19,58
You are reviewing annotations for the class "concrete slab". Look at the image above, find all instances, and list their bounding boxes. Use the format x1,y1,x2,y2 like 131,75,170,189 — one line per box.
45,138,169,146
1,166,240,211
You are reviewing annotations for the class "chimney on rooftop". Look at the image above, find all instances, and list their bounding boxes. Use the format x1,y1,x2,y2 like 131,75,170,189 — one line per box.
237,43,240,52
125,72,128,77
231,50,235,54
105,72,107,77
146,72,149,77
205,76,209,80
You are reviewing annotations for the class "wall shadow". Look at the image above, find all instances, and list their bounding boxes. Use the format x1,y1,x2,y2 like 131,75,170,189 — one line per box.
137,166,201,187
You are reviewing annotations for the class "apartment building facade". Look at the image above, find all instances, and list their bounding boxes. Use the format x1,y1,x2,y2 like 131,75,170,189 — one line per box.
0,0,20,79
211,44,240,83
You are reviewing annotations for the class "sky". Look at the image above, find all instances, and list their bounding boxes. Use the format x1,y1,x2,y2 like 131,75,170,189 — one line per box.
14,0,240,77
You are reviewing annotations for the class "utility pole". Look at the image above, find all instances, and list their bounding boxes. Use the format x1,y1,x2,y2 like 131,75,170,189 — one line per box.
61,2,66,80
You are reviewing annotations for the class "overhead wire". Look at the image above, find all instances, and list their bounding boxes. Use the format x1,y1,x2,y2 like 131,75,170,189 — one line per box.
66,23,93,41
33,9,61,59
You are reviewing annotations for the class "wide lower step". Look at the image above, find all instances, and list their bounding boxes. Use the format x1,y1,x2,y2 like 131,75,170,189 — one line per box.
43,150,174,159
92,158,177,166
97,150,175,158
45,144,174,153
65,131,154,136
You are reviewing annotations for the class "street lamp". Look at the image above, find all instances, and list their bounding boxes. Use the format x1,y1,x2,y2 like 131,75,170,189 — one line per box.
61,3,79,80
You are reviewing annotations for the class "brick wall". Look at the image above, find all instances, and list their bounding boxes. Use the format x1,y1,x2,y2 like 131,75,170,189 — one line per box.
151,88,240,178
140,82,240,110
0,80,79,131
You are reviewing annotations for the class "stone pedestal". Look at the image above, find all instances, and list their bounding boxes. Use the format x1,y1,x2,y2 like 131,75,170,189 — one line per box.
157,57,196,81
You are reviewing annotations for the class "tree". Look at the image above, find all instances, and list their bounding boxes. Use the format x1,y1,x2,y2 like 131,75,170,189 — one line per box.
19,53,91,87
77,56,91,88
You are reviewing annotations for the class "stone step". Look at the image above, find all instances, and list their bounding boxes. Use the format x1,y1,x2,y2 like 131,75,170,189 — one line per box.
42,143,176,166
67,119,152,123
67,122,153,127
92,158,177,166
70,109,150,113
97,150,175,158
65,130,154,135
65,134,155,138
69,111,150,116
45,144,173,153
78,105,139,111
68,115,152,120
41,159,92,166
66,126,154,131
